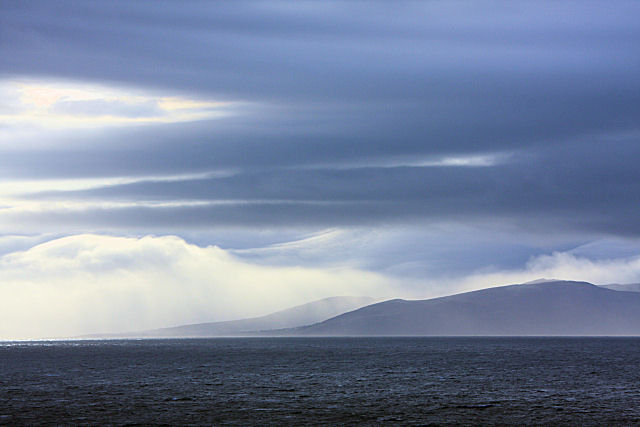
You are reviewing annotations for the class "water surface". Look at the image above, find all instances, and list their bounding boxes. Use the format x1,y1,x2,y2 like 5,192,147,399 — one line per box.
1,338,639,425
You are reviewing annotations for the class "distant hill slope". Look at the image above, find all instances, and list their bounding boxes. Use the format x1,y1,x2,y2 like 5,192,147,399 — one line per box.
600,283,640,292
289,281,640,336
86,296,375,338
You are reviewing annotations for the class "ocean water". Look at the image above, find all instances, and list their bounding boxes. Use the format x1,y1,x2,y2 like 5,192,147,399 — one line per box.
1,338,639,425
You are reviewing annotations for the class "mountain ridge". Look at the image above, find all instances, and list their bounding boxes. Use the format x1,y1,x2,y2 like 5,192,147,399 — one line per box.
81,296,375,338
274,281,640,336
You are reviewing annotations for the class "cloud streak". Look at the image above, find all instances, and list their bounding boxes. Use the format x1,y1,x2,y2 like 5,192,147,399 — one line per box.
2,134,639,237
0,79,237,133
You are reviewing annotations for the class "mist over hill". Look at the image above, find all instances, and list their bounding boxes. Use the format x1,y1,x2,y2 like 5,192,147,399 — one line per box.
285,281,640,336
83,296,375,338
600,283,640,293
82,281,640,339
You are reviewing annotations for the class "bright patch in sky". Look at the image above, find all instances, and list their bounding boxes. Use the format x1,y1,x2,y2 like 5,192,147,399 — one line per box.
0,79,235,130
0,171,231,197
0,234,393,339
302,153,509,170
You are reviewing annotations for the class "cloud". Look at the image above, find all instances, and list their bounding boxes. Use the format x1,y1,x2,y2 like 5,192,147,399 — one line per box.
0,2,638,239
2,229,640,340
230,227,640,295
0,0,639,307
0,234,393,340
0,233,58,257
3,1,638,103
0,171,230,198
0,79,236,133
2,133,639,237
49,98,164,118
455,252,640,295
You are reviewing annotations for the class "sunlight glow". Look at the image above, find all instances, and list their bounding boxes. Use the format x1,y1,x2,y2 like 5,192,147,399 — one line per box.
0,79,237,130
0,171,233,197
299,153,509,170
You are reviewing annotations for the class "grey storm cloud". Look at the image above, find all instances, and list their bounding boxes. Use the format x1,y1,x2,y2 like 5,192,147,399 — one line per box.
3,1,639,101
1,0,639,236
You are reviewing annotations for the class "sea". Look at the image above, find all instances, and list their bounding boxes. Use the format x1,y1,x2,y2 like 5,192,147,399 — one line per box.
1,337,639,425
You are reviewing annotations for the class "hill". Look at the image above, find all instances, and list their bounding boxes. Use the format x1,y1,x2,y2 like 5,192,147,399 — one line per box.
84,296,375,338
289,281,640,336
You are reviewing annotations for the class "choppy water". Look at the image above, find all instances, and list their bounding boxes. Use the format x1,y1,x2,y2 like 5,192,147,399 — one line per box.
1,338,640,425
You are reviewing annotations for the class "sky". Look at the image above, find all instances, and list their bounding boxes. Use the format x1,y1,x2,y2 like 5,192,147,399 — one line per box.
1,1,640,339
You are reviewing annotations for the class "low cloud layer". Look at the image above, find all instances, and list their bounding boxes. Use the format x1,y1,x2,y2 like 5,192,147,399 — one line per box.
456,252,640,296
3,233,640,340
0,234,392,340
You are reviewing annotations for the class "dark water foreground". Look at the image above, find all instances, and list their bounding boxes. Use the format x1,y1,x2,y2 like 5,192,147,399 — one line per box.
1,338,640,425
